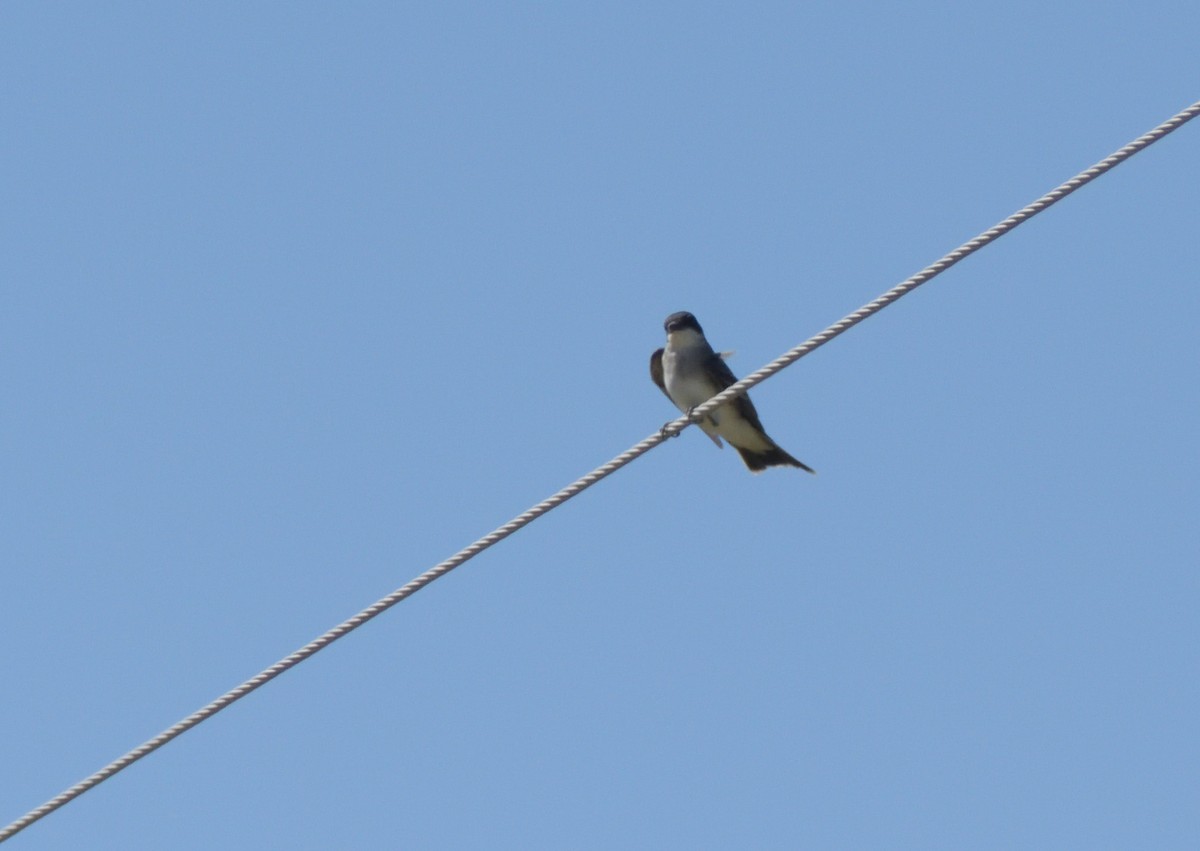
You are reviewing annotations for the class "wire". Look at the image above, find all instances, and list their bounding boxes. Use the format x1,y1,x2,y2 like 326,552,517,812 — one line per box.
4,97,1198,843
665,99,1200,435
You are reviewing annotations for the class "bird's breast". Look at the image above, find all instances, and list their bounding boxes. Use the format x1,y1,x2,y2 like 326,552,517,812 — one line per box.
663,348,720,411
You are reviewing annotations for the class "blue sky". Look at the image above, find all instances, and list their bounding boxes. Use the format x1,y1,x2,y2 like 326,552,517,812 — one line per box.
3,3,1198,848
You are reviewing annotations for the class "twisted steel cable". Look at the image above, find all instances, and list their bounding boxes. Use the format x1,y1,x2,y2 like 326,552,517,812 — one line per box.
3,97,1198,843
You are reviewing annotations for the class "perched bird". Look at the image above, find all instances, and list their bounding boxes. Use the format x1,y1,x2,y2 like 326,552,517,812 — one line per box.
650,311,815,474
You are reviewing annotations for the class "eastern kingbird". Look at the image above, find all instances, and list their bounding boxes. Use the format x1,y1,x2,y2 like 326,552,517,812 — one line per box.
651,311,815,474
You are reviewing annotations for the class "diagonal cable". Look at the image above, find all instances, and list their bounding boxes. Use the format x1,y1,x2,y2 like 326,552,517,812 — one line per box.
664,99,1200,436
3,97,1198,844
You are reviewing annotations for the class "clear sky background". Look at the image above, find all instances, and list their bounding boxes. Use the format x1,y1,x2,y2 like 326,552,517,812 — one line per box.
3,3,1198,849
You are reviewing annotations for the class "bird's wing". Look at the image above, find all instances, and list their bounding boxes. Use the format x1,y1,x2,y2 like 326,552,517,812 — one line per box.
649,348,671,401
708,352,768,433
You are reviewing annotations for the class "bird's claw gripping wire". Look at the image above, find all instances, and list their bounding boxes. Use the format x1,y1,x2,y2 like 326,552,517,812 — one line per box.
660,406,700,440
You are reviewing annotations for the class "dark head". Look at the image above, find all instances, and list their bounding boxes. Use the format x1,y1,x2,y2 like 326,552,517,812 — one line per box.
663,311,703,335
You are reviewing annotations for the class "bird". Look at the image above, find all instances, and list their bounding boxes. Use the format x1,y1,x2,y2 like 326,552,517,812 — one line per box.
650,311,815,474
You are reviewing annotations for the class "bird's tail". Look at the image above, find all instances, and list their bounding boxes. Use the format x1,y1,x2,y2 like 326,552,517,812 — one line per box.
736,445,816,474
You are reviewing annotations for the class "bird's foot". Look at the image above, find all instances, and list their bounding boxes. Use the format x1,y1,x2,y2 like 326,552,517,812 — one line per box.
661,407,702,439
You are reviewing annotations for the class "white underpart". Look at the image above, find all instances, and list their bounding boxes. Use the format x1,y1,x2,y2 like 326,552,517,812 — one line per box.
661,328,773,452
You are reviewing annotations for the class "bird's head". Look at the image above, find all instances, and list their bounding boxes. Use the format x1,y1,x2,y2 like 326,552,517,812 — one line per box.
663,312,706,348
